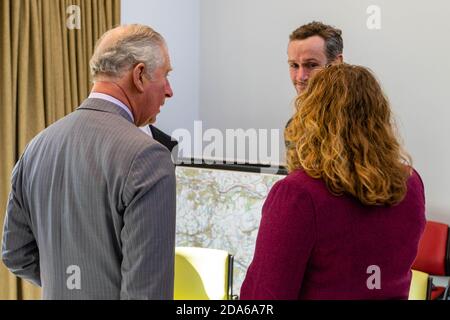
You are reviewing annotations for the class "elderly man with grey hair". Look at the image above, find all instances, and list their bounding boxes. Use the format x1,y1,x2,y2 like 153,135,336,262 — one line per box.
2,24,176,299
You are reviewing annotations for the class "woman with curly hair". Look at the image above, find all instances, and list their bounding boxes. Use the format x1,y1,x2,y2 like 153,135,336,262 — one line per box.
241,64,425,299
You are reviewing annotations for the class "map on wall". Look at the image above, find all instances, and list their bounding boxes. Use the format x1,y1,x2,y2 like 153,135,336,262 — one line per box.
175,166,284,296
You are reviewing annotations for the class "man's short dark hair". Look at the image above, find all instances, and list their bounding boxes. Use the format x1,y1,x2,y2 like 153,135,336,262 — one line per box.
289,21,343,62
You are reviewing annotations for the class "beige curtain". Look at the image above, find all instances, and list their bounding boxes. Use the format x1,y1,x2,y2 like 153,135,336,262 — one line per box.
0,0,120,300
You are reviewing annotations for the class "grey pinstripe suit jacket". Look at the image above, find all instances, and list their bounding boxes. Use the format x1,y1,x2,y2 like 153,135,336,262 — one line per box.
1,98,176,299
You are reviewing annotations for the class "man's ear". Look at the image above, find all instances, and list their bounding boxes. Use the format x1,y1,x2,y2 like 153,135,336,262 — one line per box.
334,54,344,64
132,63,146,93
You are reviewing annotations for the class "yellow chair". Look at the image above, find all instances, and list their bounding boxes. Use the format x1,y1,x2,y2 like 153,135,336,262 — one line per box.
174,246,234,300
408,269,431,300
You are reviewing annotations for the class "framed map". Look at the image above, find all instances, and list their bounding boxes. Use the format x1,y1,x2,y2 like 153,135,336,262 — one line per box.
175,165,285,296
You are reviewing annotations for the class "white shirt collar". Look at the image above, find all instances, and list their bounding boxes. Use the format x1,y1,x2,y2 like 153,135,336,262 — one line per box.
139,125,153,138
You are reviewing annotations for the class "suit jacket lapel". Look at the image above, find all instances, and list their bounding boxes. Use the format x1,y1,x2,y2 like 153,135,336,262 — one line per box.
149,125,179,152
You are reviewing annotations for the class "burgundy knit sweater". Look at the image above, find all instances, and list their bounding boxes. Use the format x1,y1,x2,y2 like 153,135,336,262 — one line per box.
240,169,426,300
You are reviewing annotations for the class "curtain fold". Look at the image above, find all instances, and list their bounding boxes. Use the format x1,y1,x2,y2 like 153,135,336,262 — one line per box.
0,0,120,300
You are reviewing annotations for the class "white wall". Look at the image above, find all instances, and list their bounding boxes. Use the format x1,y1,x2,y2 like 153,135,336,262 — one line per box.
122,0,450,224
199,0,450,224
121,0,200,136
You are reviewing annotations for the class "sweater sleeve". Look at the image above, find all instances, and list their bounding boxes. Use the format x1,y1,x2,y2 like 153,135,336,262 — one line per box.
240,176,316,300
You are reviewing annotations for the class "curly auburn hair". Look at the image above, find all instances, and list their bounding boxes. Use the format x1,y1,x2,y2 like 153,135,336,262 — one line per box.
285,64,412,206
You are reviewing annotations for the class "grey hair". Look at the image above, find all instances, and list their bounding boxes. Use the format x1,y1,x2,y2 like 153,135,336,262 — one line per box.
90,24,166,80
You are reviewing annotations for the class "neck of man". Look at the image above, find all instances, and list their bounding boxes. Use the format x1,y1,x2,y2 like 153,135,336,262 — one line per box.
91,79,137,122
